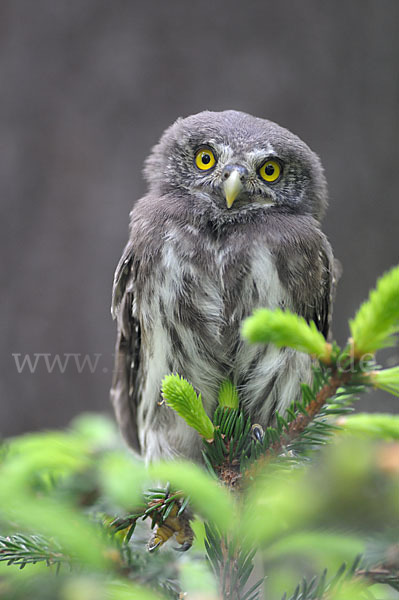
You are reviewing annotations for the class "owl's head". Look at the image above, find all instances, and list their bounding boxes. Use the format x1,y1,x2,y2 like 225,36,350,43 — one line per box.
144,110,327,222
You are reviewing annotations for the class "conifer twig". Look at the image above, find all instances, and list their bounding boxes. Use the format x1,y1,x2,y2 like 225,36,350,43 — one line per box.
243,368,353,482
272,369,353,452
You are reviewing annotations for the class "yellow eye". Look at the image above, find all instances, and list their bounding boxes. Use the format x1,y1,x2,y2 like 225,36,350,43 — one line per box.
195,148,216,171
259,160,282,183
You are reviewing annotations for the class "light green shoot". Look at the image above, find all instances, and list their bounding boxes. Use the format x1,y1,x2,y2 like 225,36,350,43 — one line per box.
162,374,214,440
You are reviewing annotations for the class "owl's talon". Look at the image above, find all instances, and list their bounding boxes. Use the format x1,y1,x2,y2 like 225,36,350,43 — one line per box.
251,424,264,444
147,502,193,552
148,539,162,553
174,541,192,552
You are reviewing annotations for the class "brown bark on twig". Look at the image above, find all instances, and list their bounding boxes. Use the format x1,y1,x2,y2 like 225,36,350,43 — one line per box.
272,369,353,453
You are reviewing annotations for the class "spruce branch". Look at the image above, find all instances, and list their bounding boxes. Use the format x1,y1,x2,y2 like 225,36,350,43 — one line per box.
310,560,399,596
110,486,189,549
281,557,364,600
242,366,354,481
272,368,352,452
355,567,399,590
203,406,251,486
0,534,71,571
283,554,399,598
205,523,263,600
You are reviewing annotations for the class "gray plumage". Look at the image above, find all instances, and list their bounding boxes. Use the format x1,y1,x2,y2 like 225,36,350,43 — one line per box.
111,110,337,463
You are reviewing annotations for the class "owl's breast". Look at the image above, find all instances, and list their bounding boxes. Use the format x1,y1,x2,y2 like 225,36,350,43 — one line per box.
136,224,296,417
148,228,290,350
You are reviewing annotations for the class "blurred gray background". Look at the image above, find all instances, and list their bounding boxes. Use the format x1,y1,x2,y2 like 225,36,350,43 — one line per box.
2,0,398,437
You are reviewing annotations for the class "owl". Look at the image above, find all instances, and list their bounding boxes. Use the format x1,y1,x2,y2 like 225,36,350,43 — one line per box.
111,110,336,463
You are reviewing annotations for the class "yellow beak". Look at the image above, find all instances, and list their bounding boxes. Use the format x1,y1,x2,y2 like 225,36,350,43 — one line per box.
223,170,243,209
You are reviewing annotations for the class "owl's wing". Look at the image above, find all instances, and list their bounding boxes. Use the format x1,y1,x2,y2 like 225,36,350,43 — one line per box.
311,247,341,340
110,242,141,453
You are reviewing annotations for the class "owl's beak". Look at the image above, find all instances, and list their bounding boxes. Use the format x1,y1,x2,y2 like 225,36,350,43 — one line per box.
223,170,244,209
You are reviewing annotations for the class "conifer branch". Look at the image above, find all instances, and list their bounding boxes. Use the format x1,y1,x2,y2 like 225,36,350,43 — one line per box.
272,368,353,452
241,367,354,481
355,566,399,589
0,534,71,571
284,558,399,599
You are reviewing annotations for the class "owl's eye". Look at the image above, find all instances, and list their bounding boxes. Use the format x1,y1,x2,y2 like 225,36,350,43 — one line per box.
259,159,282,183
194,147,216,171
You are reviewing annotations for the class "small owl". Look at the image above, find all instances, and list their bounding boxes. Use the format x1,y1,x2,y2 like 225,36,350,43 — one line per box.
111,110,336,463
